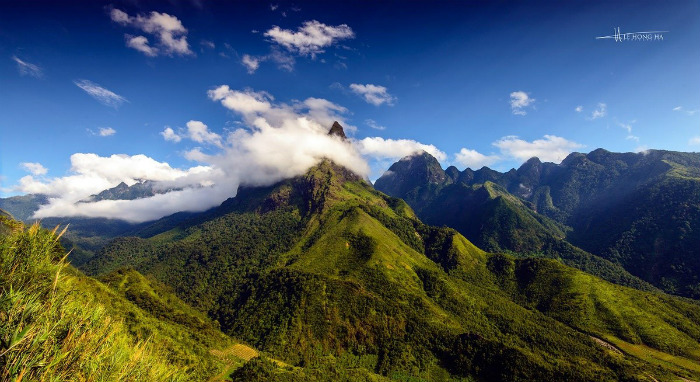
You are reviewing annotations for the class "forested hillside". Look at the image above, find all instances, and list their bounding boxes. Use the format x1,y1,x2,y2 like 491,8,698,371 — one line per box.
375,149,700,298
84,160,700,381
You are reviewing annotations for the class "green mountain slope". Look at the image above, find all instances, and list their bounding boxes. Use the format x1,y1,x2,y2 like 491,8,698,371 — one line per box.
85,159,700,381
375,149,700,298
375,153,653,292
0,215,255,381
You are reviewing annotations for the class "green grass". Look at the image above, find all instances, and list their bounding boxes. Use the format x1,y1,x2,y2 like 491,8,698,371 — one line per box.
606,336,700,376
0,220,188,381
0,217,248,381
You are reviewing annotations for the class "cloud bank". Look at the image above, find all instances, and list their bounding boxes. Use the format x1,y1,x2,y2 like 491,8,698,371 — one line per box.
23,87,376,222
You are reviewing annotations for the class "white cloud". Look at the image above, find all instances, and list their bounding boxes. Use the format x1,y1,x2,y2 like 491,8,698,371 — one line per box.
356,137,447,162
264,20,354,57
493,135,584,163
689,136,700,146
365,119,386,130
454,148,500,169
673,106,682,111
207,85,357,132
18,87,370,222
16,86,466,223
200,40,215,49
241,54,261,74
17,153,212,205
110,9,193,56
11,56,43,78
510,91,535,116
98,127,116,137
186,120,222,147
589,103,607,120
20,162,48,176
575,105,583,113
126,35,158,57
74,79,127,108
161,127,182,142
349,83,396,106
626,135,640,142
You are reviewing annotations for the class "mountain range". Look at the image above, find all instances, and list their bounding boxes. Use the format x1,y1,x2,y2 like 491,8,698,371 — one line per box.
375,149,700,299
3,123,700,381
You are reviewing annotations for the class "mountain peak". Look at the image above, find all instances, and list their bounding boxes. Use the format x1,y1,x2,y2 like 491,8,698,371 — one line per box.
328,121,347,140
374,150,446,197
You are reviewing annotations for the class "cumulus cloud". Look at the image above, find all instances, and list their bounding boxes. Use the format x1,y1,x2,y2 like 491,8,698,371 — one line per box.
365,119,386,130
349,84,396,106
20,162,48,176
575,105,583,113
454,148,500,169
126,35,158,57
493,135,583,163
74,79,127,108
161,126,182,142
689,136,700,146
356,137,447,161
110,8,193,56
11,56,43,78
241,54,261,73
510,91,535,115
264,20,354,57
186,120,222,147
589,103,607,120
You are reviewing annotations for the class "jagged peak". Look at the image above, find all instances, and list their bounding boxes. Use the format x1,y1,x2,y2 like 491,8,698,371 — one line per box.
328,121,347,140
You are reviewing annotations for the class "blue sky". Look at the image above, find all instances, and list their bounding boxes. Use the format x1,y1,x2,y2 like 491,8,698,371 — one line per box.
1,1,699,220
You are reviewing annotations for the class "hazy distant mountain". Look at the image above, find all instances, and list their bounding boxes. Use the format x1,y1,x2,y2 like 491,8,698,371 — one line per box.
375,149,700,298
0,193,48,221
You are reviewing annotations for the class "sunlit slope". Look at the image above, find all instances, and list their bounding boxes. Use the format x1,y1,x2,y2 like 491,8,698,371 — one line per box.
87,160,700,381
0,217,252,381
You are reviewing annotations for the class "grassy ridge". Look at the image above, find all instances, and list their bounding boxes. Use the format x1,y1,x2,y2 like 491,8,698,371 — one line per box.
0,217,243,381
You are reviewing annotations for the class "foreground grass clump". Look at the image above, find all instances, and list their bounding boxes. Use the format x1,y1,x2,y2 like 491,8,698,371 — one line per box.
0,220,189,382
